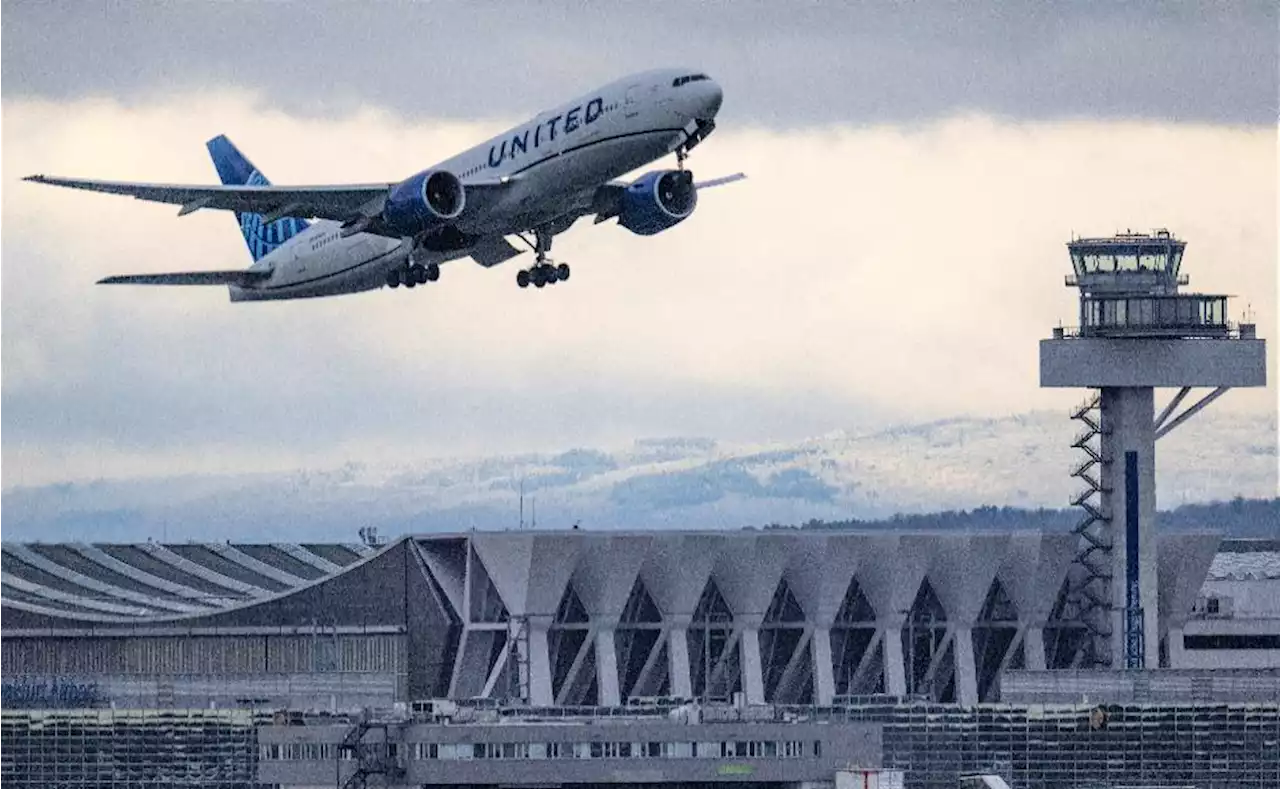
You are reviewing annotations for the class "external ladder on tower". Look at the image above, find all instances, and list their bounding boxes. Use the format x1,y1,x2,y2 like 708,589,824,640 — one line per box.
1064,392,1113,668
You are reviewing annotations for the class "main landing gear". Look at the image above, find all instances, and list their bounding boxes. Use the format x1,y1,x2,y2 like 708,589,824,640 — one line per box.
514,228,570,290
385,260,440,290
516,262,571,289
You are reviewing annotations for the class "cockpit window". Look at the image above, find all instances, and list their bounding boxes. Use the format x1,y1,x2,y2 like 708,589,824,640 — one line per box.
672,74,710,88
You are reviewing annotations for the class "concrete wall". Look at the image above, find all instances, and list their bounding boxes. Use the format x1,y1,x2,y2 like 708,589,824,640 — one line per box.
1040,337,1266,387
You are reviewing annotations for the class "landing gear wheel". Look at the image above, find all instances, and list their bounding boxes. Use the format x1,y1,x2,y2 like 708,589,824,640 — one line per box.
386,270,400,289
426,263,440,282
514,228,574,290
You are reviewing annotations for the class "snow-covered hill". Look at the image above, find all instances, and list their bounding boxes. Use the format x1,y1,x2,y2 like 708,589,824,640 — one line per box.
3,409,1274,542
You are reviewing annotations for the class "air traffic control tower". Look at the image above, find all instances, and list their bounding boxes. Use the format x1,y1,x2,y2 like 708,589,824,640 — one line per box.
1040,229,1266,671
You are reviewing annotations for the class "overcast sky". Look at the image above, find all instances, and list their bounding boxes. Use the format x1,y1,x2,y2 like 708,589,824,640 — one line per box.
5,2,1277,126
3,2,1277,488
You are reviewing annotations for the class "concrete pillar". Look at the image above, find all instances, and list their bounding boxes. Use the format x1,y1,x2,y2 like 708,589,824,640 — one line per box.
595,628,621,706
740,627,766,705
811,627,836,705
527,624,553,706
668,618,694,699
1168,626,1186,668
882,625,907,696
953,625,978,706
1101,386,1159,669
1024,625,1047,671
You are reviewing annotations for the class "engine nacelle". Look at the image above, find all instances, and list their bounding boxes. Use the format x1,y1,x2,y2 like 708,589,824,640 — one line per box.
382,169,465,235
618,169,697,236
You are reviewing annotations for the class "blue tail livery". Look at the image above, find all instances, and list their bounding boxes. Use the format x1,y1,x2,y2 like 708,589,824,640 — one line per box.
205,135,310,262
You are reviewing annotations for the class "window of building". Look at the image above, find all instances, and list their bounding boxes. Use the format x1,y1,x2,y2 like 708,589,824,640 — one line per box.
663,742,692,758
1185,634,1279,650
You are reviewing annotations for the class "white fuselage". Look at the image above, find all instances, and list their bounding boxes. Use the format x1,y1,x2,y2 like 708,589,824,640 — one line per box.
231,68,722,301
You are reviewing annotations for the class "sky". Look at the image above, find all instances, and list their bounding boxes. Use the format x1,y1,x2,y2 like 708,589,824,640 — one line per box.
3,2,1277,489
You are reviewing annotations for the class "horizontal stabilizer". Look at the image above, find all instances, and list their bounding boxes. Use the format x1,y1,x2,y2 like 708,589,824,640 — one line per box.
97,269,272,286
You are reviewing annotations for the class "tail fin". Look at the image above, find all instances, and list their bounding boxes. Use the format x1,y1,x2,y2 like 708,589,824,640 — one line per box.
205,134,310,262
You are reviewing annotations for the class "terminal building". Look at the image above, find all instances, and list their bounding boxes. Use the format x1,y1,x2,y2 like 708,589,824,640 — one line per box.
2,231,1276,789
3,532,1278,713
2,531,1278,787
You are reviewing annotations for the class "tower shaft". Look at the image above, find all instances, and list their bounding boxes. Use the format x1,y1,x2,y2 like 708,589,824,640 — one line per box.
1099,386,1157,669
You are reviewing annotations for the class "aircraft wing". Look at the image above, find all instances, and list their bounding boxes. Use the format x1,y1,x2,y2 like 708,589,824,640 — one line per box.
98,269,273,286
24,175,392,223
690,173,747,190
25,173,522,239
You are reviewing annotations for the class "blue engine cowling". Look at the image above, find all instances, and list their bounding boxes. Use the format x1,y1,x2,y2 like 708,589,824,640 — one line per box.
618,169,698,236
382,169,465,235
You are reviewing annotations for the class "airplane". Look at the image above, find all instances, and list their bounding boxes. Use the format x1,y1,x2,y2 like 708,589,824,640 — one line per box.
23,68,743,302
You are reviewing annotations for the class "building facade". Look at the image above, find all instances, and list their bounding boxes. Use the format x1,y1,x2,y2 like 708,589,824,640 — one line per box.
5,532,1276,714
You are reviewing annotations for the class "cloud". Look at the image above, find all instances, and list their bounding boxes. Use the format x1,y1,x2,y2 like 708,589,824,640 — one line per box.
2,2,1276,126
2,94,1275,488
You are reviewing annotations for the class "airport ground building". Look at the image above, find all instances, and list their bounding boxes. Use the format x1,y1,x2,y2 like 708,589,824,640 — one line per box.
2,532,1278,788
4,533,1278,713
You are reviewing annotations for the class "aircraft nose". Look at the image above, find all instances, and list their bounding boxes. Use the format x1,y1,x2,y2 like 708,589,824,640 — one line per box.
702,80,723,119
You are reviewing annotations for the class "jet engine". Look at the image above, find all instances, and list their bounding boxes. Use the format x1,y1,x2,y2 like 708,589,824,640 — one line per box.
382,169,465,235
618,169,697,236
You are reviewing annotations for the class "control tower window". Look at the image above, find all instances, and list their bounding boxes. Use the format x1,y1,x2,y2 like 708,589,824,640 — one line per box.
1138,251,1167,272
1080,253,1114,273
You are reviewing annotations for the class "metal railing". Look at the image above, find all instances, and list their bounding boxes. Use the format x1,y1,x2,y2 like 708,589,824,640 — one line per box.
1051,322,1246,340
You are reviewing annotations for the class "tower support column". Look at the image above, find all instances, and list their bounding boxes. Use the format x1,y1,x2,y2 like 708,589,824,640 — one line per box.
1100,386,1159,669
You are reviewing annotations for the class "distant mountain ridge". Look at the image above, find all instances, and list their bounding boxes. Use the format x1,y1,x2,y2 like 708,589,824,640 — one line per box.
2,409,1274,542
762,498,1280,538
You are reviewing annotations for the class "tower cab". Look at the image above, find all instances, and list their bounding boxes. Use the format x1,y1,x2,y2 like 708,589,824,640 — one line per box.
1065,229,1233,339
